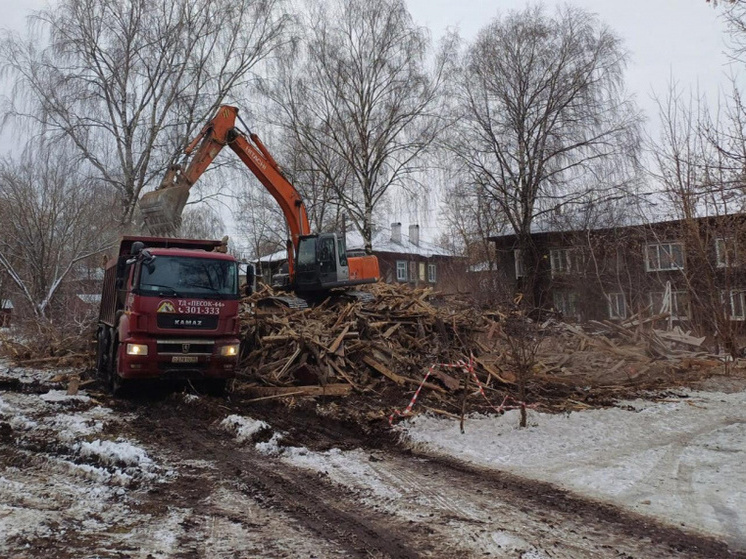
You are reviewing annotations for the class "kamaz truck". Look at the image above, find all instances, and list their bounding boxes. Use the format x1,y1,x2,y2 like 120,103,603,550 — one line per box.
96,236,241,395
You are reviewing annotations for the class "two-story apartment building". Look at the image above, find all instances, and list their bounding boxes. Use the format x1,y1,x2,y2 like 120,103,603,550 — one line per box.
491,214,746,327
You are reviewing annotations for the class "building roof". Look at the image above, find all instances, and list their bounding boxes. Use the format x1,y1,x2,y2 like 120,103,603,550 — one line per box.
257,225,455,263
346,226,454,258
489,191,746,243
490,211,746,243
1,299,13,310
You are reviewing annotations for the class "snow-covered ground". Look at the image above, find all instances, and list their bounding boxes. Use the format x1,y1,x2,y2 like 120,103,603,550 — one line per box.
0,388,171,555
3,354,745,556
400,390,746,550
216,388,746,554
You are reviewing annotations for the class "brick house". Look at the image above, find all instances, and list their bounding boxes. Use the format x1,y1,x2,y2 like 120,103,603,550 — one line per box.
490,214,746,327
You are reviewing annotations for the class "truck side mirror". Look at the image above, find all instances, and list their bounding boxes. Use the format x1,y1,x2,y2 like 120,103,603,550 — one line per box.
131,241,145,255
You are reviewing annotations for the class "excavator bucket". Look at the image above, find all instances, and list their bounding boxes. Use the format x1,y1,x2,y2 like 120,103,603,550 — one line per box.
138,165,191,236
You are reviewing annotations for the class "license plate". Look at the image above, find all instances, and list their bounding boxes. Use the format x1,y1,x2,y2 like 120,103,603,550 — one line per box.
172,356,198,363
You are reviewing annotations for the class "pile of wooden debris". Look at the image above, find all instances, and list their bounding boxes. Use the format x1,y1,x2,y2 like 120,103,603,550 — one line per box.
236,284,736,416
0,323,94,369
237,283,509,406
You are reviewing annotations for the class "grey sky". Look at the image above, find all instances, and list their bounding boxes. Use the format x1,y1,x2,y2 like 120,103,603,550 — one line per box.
1,0,735,136
0,0,739,240
406,0,736,136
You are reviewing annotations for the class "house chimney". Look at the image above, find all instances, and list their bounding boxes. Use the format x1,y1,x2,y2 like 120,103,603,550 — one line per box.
391,222,402,243
409,224,420,247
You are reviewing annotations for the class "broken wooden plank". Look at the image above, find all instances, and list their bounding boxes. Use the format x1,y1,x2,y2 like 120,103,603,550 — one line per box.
429,368,461,390
66,375,80,396
654,329,706,348
362,356,406,385
245,384,353,399
328,325,350,354
475,357,516,385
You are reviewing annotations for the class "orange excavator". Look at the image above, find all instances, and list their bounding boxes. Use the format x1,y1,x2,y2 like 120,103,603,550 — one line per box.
139,105,379,297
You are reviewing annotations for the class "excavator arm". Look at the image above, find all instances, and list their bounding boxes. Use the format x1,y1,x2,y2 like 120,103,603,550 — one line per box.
139,105,311,278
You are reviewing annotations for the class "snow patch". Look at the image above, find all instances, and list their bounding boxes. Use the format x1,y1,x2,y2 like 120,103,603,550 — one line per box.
401,390,746,546
255,432,285,455
221,414,271,443
40,390,90,403
51,410,108,442
282,447,404,500
9,414,38,431
75,439,153,469
0,395,13,416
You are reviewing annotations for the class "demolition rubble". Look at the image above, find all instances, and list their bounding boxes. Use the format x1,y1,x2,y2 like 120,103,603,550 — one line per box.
233,283,733,421
0,283,736,420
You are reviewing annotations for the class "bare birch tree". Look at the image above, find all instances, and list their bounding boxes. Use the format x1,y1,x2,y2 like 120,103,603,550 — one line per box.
449,4,640,306
232,180,286,268
649,80,746,355
0,144,116,321
179,205,226,240
261,0,454,252
1,0,289,228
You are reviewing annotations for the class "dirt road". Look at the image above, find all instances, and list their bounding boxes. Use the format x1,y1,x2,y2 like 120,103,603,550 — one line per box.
1,376,742,559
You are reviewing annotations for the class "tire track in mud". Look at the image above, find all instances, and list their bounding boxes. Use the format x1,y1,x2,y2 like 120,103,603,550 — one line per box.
119,400,428,559
108,394,746,558
410,450,746,558
222,397,746,558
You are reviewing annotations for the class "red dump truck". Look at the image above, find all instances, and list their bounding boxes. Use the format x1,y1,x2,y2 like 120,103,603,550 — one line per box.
96,236,241,395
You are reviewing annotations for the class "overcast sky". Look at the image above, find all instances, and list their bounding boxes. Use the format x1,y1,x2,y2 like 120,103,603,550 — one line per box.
1,0,735,138
0,0,740,238
406,0,736,135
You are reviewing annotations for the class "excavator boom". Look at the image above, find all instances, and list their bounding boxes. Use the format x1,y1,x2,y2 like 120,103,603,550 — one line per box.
139,105,378,292
140,106,310,241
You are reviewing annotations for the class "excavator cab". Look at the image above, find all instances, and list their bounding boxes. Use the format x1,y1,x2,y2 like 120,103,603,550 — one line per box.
295,233,350,291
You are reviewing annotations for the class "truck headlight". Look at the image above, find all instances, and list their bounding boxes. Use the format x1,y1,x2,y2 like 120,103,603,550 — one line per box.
126,343,148,356
219,344,239,357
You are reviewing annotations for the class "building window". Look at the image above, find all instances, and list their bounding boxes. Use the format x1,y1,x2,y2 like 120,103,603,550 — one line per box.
428,263,436,283
514,249,525,278
722,290,746,321
645,242,684,271
549,248,581,276
409,261,417,281
418,262,426,282
396,260,407,282
649,290,691,320
607,293,627,320
715,237,738,268
553,291,579,319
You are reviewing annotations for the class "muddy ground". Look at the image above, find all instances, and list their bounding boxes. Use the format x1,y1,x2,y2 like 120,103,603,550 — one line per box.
1,364,745,558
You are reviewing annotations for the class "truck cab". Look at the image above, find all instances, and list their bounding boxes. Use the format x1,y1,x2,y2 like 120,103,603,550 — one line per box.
96,236,241,395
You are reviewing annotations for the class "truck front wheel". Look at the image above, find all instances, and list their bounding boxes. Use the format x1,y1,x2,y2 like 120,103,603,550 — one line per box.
96,327,111,379
107,336,128,397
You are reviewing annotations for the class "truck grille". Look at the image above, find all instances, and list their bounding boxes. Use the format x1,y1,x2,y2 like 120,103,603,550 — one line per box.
157,339,214,355
157,314,219,330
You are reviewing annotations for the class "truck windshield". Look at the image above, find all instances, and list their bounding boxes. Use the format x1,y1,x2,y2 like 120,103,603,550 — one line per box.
139,256,238,298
